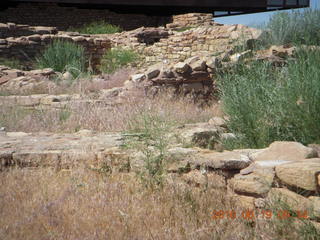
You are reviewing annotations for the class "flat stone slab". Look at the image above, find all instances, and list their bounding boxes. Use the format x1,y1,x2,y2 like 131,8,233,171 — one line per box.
0,131,124,169
190,150,252,170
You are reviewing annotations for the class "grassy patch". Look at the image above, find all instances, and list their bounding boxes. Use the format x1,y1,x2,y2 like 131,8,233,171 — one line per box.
0,57,25,70
218,48,320,148
36,40,86,79
99,47,139,74
69,21,122,34
261,9,320,46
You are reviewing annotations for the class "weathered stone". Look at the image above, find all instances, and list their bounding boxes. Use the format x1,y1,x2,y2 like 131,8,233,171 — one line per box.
309,196,320,218
62,72,73,81
229,168,274,197
229,50,252,62
6,132,30,138
131,74,146,83
0,131,124,169
100,87,123,98
251,141,318,162
208,117,227,128
205,56,222,69
177,123,220,148
191,150,251,170
275,159,320,191
146,68,160,80
233,195,256,209
174,62,191,74
266,188,312,212
182,170,226,188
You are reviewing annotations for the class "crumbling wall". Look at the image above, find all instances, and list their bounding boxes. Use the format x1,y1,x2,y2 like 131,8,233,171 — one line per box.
0,23,111,71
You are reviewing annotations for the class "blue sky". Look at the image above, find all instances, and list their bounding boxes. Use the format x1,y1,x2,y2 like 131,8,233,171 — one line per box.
217,0,318,26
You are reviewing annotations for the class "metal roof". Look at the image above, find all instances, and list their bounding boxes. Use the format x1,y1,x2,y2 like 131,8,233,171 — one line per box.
6,0,310,16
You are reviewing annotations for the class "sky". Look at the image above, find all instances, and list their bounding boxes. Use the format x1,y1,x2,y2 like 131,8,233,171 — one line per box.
217,0,318,26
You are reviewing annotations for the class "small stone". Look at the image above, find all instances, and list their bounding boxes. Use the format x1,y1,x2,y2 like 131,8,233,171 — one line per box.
131,74,146,83
62,72,73,81
174,62,191,74
208,117,227,127
146,68,160,80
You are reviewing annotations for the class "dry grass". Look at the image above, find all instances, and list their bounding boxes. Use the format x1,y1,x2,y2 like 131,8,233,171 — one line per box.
0,91,221,133
47,68,135,96
0,167,314,240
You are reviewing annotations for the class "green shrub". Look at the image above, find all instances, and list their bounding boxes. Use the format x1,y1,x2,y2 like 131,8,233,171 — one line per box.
69,21,122,34
261,9,320,46
123,112,175,189
36,40,85,78
218,48,320,148
99,48,139,74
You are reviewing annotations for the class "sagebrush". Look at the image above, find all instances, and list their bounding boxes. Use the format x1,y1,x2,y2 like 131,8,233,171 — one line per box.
219,48,320,148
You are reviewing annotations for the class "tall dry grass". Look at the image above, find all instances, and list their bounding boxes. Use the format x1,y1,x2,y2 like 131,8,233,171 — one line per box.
0,91,220,133
0,167,316,240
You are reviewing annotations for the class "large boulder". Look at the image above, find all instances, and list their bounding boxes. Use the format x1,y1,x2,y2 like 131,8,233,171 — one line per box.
275,159,320,191
251,141,318,162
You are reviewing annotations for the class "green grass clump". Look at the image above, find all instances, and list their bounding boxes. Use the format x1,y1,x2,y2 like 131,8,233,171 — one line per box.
218,48,320,149
69,21,122,34
99,48,139,74
36,40,85,78
0,58,24,70
261,9,320,46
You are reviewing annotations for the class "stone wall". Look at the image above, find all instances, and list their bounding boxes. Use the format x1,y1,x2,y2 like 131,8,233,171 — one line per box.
111,23,262,66
0,3,171,31
166,13,213,30
0,24,111,71
0,22,57,38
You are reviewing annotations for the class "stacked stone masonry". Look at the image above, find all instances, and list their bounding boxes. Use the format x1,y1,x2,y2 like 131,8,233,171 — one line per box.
0,23,111,71
166,13,214,30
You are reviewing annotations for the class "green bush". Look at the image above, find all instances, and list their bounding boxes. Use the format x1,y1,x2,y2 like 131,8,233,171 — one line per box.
36,40,85,78
261,9,320,46
218,48,320,148
99,48,139,74
69,21,122,34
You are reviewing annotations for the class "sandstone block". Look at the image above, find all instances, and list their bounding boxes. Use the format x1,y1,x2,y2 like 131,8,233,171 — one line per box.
229,168,274,197
251,141,318,162
174,62,191,74
191,150,251,170
266,188,312,212
275,159,320,191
